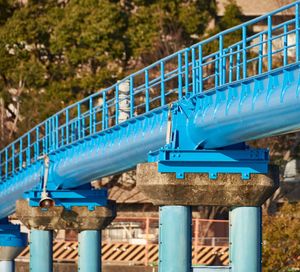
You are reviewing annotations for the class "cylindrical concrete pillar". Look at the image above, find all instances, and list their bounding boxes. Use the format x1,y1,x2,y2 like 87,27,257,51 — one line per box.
30,230,53,272
78,230,101,272
159,206,191,272
0,260,14,272
230,206,262,272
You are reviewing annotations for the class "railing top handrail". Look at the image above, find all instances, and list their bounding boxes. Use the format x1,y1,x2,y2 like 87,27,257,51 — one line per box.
1,1,299,156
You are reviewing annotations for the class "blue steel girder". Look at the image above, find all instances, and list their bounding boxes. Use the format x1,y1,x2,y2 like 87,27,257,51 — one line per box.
149,148,269,179
171,64,300,150
24,189,108,211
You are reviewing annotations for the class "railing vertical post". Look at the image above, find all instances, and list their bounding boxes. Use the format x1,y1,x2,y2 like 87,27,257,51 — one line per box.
229,48,233,83
198,45,203,93
5,149,8,178
115,84,119,125
65,110,69,145
129,76,134,118
296,3,300,62
19,139,22,171
259,34,264,74
283,24,288,66
51,118,55,151
237,44,241,80
178,53,183,99
55,115,59,149
184,49,190,94
267,15,273,71
89,97,93,135
219,34,225,85
27,134,30,166
35,128,39,159
11,145,15,174
145,69,150,112
60,125,64,146
102,92,107,130
192,47,196,95
242,26,247,79
160,62,165,106
77,104,81,140
215,54,219,88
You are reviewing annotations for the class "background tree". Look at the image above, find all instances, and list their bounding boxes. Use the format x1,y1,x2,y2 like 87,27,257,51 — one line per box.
263,202,300,271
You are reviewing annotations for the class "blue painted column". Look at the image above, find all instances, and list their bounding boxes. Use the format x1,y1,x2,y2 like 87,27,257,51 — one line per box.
0,261,14,272
30,230,53,272
230,207,262,272
159,206,191,272
78,230,101,272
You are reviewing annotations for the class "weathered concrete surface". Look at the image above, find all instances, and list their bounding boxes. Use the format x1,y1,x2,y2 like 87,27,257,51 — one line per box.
0,246,24,261
16,200,116,231
137,163,279,206
16,262,157,272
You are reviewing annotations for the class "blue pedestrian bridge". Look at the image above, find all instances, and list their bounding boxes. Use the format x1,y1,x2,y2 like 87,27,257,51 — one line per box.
0,2,300,271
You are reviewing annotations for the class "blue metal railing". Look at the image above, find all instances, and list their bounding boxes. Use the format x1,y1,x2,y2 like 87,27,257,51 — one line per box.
1,1,299,182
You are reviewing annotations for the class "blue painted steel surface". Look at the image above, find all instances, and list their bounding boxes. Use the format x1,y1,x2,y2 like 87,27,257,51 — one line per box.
0,220,27,247
78,230,101,272
0,108,168,217
230,207,262,272
159,206,191,272
187,64,300,149
149,148,268,179
0,261,14,272
25,189,108,210
192,267,231,272
0,2,300,218
30,230,53,272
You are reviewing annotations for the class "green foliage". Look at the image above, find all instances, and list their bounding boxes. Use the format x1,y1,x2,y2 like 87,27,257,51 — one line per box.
0,0,245,144
263,203,300,271
126,0,216,62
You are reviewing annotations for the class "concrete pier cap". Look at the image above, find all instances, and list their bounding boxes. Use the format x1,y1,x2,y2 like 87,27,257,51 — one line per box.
16,200,116,231
136,163,279,206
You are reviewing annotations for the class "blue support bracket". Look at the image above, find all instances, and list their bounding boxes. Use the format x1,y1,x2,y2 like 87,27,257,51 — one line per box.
0,219,27,247
24,189,108,211
149,148,269,179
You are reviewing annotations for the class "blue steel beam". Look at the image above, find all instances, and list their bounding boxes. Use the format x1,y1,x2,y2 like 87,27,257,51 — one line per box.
187,65,300,149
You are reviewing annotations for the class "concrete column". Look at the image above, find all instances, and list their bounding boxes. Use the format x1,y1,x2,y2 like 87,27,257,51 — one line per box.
230,207,262,272
159,206,191,272
0,260,14,272
30,230,53,272
78,230,101,272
